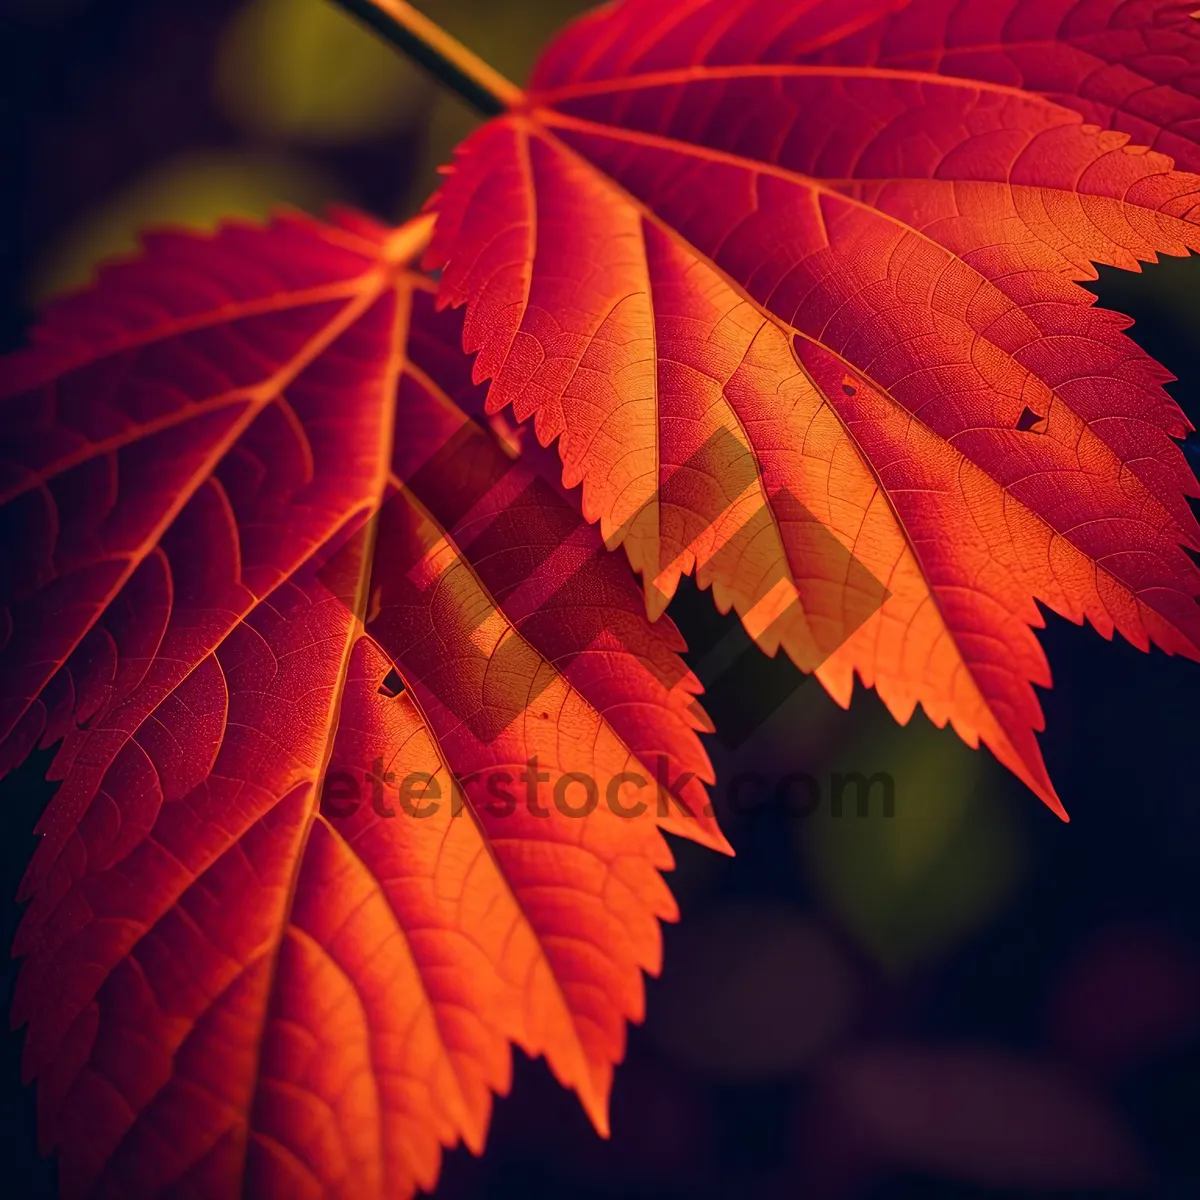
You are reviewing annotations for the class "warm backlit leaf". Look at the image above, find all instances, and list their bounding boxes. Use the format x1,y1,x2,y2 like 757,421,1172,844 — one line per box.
0,211,723,1198
800,0,1200,175
425,0,1200,814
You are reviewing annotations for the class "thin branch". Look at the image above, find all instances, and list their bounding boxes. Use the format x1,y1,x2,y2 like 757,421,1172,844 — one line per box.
329,0,525,117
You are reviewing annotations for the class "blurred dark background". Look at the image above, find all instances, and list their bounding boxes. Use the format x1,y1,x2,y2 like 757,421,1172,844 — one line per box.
2,1,1199,1197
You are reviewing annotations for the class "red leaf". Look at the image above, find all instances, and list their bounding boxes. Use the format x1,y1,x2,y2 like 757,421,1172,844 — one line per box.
0,211,724,1198
536,1,1200,171
425,0,1200,814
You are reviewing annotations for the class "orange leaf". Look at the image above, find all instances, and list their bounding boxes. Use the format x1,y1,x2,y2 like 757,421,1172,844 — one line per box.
0,211,722,1197
425,0,1200,815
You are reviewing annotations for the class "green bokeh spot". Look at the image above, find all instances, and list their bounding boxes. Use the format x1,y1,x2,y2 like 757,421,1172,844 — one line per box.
799,712,1025,972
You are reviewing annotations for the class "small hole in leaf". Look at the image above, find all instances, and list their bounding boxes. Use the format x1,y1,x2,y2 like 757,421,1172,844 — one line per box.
841,383,857,396
377,668,405,698
1016,405,1046,433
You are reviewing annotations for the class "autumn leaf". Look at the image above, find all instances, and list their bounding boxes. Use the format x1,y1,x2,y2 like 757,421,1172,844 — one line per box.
6,2,1200,1195
0,210,723,1198
425,0,1200,815
798,0,1200,175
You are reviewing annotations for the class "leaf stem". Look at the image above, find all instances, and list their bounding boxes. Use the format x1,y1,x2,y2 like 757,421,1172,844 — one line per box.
328,0,525,116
